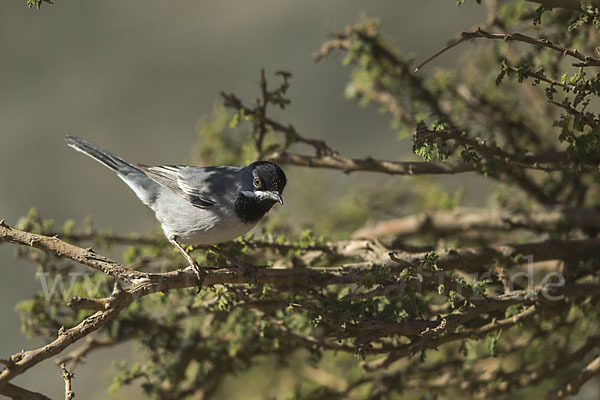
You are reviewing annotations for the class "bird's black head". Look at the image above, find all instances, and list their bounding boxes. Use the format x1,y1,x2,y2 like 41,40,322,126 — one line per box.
234,161,287,223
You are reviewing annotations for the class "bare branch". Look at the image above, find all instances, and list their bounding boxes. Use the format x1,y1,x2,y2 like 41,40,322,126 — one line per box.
4,220,598,285
60,363,75,400
0,220,141,284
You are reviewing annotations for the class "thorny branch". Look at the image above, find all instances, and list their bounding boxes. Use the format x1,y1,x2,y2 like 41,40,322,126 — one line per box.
415,28,600,73
224,78,579,183
1,213,599,395
265,151,477,176
222,33,588,209
221,91,336,156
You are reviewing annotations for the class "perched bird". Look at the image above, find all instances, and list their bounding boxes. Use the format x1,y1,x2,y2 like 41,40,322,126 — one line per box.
65,136,286,282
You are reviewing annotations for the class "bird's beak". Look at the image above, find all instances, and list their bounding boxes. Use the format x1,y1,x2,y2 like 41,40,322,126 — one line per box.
267,191,283,205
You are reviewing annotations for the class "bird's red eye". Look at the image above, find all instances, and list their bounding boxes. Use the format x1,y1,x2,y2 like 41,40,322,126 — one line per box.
253,177,261,188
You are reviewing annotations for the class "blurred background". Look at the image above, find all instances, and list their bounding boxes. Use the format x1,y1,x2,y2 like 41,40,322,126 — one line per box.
0,1,488,398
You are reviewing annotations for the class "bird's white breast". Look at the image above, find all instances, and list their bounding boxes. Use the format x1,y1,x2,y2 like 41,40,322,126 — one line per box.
152,189,256,245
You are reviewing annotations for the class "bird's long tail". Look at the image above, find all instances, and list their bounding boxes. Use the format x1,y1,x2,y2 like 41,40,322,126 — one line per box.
65,135,159,206
65,135,140,174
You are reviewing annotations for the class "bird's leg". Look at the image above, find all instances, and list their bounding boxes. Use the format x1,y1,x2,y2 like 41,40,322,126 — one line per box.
169,238,205,288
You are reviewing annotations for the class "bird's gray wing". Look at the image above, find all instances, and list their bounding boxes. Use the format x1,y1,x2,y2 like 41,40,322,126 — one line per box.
138,165,239,209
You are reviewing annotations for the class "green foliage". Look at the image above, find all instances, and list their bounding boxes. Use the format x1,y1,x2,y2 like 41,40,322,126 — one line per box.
568,4,600,31
413,121,451,161
533,5,548,26
420,251,439,270
27,0,53,9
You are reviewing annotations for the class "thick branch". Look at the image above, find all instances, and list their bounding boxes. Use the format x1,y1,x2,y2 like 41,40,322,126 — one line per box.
352,206,600,239
2,221,598,390
4,221,599,286
0,220,141,284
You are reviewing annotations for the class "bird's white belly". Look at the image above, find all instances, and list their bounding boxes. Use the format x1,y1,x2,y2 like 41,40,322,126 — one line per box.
176,214,257,245
153,191,256,245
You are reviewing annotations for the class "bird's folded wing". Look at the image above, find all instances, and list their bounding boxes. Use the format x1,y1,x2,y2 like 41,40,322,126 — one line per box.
138,165,217,208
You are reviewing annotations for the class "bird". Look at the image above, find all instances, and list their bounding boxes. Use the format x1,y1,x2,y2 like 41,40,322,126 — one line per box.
64,136,286,283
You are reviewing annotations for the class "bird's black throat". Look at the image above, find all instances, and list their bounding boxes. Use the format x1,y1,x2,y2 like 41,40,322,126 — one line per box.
234,193,275,224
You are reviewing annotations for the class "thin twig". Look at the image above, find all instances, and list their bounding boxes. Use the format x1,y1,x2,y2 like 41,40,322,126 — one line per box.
60,363,75,400
256,68,268,159
415,28,600,73
505,64,575,91
549,100,598,129
414,36,468,73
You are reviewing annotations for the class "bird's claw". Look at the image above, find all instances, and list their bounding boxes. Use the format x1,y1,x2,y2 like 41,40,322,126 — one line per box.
189,261,207,294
